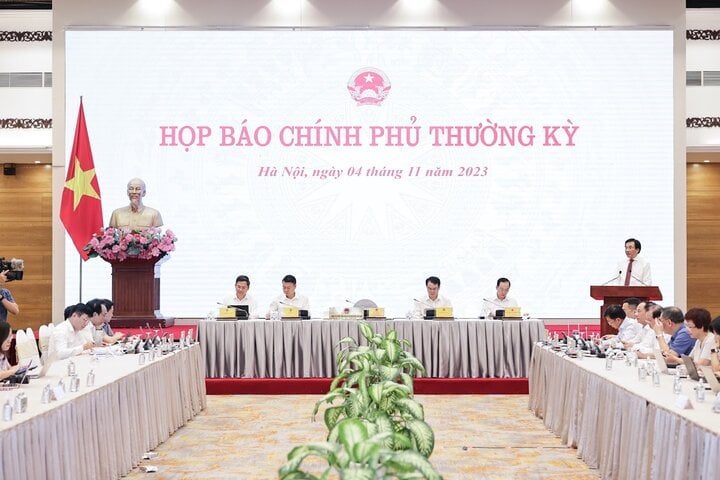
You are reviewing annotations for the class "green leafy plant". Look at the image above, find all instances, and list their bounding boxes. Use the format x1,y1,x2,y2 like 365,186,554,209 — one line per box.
314,322,434,457
279,322,443,479
279,418,442,480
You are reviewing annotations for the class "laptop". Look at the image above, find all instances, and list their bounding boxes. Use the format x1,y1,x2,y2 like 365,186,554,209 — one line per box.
27,354,55,379
654,349,669,374
681,354,701,381
700,365,720,394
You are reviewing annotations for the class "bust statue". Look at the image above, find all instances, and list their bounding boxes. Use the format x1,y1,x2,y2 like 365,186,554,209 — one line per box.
108,178,163,231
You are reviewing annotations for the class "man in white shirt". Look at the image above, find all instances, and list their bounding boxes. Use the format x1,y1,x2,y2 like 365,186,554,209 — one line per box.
48,303,95,360
615,238,652,286
480,277,518,319
413,276,452,317
267,274,309,318
624,302,668,357
223,275,259,319
602,304,641,343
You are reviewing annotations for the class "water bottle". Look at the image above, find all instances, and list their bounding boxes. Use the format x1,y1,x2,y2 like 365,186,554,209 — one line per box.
3,399,12,422
67,360,76,376
638,365,647,381
652,369,661,387
673,372,682,394
41,384,51,403
86,369,95,387
138,352,146,365
605,355,613,370
69,375,80,393
180,331,186,348
696,379,706,403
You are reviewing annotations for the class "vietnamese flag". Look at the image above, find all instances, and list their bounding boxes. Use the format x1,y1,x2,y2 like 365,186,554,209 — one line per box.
60,99,103,260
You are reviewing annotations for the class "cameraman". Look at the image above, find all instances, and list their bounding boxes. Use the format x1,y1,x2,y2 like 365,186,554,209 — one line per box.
0,270,19,322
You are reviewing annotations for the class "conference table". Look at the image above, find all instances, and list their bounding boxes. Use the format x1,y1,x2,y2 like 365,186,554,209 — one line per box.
199,318,545,378
529,343,720,480
0,343,206,480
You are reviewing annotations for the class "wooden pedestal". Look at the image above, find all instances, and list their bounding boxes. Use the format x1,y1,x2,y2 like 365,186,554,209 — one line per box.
107,256,174,328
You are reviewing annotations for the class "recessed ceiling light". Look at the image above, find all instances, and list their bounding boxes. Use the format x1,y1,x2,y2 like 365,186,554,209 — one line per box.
704,160,710,163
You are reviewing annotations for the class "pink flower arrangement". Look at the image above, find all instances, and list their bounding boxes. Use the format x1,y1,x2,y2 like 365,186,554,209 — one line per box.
84,227,177,261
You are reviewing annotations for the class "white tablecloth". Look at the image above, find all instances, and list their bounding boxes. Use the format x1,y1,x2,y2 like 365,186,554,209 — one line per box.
529,343,720,480
0,343,206,480
200,318,545,378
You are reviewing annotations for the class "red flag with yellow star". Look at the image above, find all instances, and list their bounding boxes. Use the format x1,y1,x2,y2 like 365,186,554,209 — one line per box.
60,99,103,260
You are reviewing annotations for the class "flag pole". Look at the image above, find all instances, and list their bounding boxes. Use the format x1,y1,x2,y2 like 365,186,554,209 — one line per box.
78,256,83,303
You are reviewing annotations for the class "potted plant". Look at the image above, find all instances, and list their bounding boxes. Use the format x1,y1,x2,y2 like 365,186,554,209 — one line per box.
279,418,442,480
279,322,443,479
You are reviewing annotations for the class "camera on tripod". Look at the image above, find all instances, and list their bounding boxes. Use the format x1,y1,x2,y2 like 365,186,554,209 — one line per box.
0,257,24,281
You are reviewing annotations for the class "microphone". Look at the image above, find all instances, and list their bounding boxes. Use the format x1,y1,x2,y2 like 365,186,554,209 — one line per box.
482,298,502,307
414,298,435,319
413,298,433,308
631,275,648,286
602,271,622,286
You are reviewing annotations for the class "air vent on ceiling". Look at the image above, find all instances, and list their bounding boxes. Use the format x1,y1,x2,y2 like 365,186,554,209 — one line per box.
686,71,702,86
703,71,720,86
0,72,52,87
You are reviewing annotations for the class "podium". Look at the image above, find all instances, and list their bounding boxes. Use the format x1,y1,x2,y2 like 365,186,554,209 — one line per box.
107,256,174,328
590,286,662,336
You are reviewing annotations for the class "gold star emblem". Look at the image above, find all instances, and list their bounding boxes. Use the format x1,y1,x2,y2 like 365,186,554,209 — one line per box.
64,156,100,210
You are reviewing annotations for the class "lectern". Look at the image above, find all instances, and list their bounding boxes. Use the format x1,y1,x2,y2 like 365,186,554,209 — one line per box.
106,256,174,328
590,286,662,336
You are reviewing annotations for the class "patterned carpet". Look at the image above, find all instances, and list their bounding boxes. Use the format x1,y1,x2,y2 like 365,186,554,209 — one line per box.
126,395,599,479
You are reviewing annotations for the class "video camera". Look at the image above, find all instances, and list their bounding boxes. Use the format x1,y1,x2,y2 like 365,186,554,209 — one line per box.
0,257,24,281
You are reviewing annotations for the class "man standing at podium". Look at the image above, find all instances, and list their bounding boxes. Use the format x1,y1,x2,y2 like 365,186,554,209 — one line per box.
109,178,163,231
616,238,652,286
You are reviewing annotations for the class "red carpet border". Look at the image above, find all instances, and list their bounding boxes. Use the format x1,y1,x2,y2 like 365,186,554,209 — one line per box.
205,377,528,395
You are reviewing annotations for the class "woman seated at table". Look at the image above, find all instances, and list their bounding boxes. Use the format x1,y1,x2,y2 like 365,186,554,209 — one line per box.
0,321,20,381
666,307,713,367
709,316,720,374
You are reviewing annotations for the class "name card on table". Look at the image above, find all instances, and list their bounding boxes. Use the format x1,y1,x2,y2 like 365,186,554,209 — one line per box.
675,394,694,410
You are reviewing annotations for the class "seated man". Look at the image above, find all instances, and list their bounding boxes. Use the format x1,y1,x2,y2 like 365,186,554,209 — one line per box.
480,277,518,319
223,275,259,319
413,276,452,318
49,303,95,360
267,274,309,318
624,302,665,358
652,306,695,364
621,297,641,322
602,304,641,344
87,298,126,346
